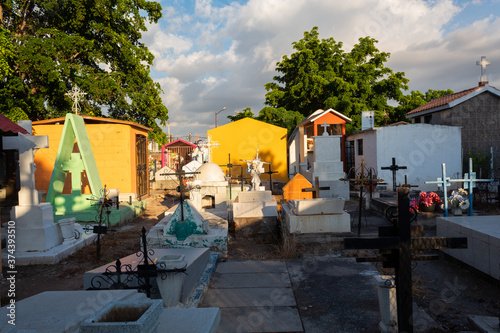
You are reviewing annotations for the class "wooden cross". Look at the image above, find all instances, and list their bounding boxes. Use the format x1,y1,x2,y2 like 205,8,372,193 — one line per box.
302,176,329,198
320,121,329,136
62,153,86,196
381,157,407,192
65,85,87,115
161,169,200,221
264,164,278,194
450,158,493,216
424,163,452,216
344,186,467,333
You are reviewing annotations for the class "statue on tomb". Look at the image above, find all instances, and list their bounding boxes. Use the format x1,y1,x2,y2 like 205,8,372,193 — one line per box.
241,146,268,191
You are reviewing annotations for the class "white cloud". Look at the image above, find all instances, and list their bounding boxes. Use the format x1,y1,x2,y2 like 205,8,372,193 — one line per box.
147,0,500,137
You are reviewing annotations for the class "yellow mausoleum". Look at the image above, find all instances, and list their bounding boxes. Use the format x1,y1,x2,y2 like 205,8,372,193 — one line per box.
208,118,288,182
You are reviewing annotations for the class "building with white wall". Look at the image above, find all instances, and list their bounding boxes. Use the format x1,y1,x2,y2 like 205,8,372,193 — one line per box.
346,123,462,192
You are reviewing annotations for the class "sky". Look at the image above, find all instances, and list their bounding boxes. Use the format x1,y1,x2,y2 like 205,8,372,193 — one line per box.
141,0,500,139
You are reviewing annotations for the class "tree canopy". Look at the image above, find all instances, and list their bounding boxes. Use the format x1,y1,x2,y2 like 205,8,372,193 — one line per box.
264,27,410,132
0,0,168,143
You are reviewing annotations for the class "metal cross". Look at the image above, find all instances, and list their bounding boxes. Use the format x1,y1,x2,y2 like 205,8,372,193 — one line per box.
65,85,87,115
236,166,251,191
344,186,467,333
161,169,200,221
302,176,329,198
381,157,407,192
203,134,220,163
264,164,278,194
320,121,329,136
450,158,493,216
424,163,451,216
220,153,241,200
476,56,490,82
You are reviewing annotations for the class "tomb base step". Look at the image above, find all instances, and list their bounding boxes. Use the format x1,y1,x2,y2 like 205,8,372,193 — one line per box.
233,217,278,243
54,201,145,225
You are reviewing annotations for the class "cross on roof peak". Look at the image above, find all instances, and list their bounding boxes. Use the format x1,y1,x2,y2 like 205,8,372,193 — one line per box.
476,56,490,83
65,85,87,115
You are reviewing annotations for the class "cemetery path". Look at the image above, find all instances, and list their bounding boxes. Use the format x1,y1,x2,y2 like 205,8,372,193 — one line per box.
1,191,174,306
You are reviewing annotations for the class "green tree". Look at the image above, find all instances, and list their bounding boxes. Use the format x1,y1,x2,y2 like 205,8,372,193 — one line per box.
392,89,454,122
264,27,409,132
0,0,168,143
227,107,255,121
256,107,304,137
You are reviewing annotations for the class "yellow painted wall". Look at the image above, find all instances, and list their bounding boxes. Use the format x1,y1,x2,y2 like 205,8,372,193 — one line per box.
33,122,147,196
208,118,288,181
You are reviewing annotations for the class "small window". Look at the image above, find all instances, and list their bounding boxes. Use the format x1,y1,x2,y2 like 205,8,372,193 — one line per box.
414,117,421,124
424,115,432,124
357,139,363,156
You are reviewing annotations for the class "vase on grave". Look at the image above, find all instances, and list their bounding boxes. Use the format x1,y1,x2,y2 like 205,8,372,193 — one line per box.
451,206,463,216
419,203,436,213
156,254,187,308
58,217,76,245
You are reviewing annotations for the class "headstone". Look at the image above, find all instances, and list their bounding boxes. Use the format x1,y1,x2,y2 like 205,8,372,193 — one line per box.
282,173,313,202
3,122,62,251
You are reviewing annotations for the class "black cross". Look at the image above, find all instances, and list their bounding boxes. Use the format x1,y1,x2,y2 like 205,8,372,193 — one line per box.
344,186,467,333
236,165,251,191
302,176,330,198
382,157,407,192
220,153,240,200
161,169,200,221
264,164,278,194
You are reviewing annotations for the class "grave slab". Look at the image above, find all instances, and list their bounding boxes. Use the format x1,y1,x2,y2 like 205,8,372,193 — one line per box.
84,248,210,304
0,290,139,333
215,259,288,273
282,202,351,234
437,215,500,279
159,308,221,333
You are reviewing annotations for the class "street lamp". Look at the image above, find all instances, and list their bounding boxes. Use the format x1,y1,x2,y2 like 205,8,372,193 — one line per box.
215,107,226,128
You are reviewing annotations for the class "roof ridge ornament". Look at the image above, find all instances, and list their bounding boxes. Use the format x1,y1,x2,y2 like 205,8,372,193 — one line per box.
476,56,490,86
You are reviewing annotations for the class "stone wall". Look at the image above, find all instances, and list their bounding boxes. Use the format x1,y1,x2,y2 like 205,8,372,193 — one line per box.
433,92,500,177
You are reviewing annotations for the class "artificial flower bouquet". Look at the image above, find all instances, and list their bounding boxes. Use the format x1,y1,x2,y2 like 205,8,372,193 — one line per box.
448,188,470,210
418,191,441,209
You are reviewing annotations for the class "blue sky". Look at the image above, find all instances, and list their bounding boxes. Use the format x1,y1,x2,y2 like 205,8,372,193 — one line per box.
141,0,500,138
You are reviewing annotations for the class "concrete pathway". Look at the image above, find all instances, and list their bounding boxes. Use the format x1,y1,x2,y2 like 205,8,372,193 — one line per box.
201,256,385,333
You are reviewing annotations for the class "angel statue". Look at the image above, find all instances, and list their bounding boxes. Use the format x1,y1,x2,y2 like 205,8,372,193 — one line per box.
240,146,269,191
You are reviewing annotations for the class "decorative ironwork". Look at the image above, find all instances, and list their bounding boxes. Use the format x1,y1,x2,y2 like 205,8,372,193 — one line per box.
85,185,119,260
340,157,384,236
90,227,187,297
381,157,407,192
344,186,468,333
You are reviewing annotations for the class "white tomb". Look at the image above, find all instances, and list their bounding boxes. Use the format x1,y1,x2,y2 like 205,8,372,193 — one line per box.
282,197,350,234
303,134,349,199
188,162,228,211
2,121,61,252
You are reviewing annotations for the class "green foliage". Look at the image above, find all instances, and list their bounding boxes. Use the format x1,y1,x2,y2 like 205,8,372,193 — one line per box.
0,0,168,144
0,27,15,79
264,27,410,132
393,89,454,122
256,107,304,137
467,150,494,178
227,107,255,121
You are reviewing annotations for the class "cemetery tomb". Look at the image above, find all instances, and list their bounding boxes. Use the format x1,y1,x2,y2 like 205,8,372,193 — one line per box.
282,173,313,201
437,215,500,280
188,162,228,211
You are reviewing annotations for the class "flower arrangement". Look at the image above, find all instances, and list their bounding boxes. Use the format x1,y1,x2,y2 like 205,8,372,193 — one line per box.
418,191,441,208
448,188,470,210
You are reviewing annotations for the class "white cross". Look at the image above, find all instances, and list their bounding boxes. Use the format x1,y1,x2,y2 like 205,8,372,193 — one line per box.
3,125,49,206
65,85,87,115
203,134,220,163
321,121,330,136
425,163,451,217
476,56,490,82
